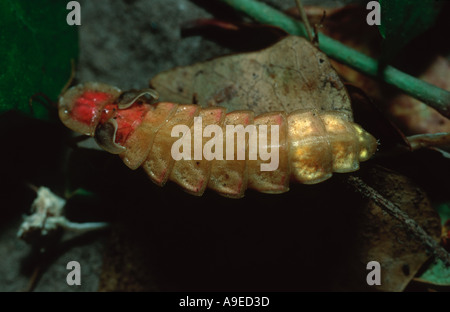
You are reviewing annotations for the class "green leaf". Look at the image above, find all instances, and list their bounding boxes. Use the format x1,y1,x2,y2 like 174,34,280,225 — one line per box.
436,203,450,226
378,0,443,63
416,203,450,286
0,0,78,121
417,259,450,286
66,188,99,200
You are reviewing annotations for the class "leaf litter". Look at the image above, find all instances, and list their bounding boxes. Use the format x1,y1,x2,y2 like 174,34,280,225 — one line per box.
99,34,442,291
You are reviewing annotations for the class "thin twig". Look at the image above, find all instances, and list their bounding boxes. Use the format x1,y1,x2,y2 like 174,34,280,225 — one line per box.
28,93,54,111
407,132,450,151
26,183,40,193
24,265,41,292
61,58,76,96
346,175,450,267
295,0,313,43
219,0,450,118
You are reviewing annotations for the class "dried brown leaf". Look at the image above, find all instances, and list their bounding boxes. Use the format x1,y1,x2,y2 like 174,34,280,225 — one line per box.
337,166,442,291
150,35,353,120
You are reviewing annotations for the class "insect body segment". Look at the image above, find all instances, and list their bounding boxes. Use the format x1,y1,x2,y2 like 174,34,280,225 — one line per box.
59,82,377,198
143,104,200,187
170,107,227,196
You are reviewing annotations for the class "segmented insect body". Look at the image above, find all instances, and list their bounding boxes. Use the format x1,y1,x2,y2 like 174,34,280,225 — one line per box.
59,82,377,198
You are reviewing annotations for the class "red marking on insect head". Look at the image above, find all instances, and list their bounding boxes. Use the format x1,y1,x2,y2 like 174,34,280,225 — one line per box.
70,91,113,126
98,103,117,124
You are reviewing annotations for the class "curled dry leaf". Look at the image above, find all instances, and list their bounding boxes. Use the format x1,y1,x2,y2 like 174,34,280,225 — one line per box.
337,166,441,292
150,35,354,121
407,132,450,152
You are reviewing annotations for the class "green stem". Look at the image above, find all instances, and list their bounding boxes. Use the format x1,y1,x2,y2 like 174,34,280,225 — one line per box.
219,0,450,118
